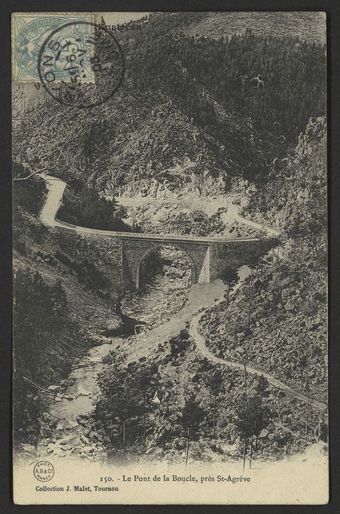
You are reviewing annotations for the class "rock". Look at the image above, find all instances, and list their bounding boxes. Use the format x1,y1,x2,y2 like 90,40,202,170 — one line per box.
55,396,63,402
77,416,89,425
50,446,66,457
81,445,96,455
258,429,269,439
63,394,74,401
77,387,91,396
66,420,79,429
48,385,61,392
60,442,72,452
80,434,90,445
21,444,36,455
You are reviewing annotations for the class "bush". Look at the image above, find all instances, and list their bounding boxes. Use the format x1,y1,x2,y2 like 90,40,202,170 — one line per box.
57,185,131,231
13,172,46,216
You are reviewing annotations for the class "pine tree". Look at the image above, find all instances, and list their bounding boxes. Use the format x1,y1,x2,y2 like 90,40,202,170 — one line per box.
180,394,206,466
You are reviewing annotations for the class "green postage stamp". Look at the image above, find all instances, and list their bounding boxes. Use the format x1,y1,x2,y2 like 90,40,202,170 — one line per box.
12,13,94,82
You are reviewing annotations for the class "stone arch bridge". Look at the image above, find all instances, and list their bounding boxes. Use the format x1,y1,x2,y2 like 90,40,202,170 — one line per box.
121,234,275,289
40,175,278,290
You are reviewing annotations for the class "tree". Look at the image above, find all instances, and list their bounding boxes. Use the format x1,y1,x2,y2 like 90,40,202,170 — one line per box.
13,269,81,444
180,394,206,466
221,268,239,304
96,359,158,462
255,375,270,398
57,184,131,231
204,368,224,437
235,393,272,469
12,160,43,182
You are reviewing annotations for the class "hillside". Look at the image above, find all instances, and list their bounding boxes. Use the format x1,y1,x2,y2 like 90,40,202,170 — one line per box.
182,12,326,44
114,12,326,44
13,178,123,446
13,12,326,201
199,118,327,402
86,117,327,465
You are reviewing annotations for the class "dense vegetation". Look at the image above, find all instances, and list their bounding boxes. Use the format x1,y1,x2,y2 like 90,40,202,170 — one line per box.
13,270,86,444
57,183,131,231
92,329,325,465
13,179,123,447
13,163,46,215
13,14,326,197
200,118,327,402
130,29,325,142
13,175,124,302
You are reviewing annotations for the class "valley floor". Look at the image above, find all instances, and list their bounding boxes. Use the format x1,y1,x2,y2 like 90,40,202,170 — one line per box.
24,267,325,465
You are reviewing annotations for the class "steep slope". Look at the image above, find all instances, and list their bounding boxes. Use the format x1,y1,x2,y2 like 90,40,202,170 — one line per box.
118,12,326,44
198,118,327,402
13,12,326,203
12,13,327,466
182,12,326,44
13,178,123,447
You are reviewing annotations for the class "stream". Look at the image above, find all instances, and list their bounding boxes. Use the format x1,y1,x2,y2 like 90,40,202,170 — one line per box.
36,260,325,463
37,341,120,461
37,276,228,461
36,267,251,462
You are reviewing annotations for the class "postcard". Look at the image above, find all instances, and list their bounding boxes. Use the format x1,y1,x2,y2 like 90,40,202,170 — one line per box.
12,11,328,504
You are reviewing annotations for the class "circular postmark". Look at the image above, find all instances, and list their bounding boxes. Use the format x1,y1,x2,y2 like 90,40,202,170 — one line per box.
33,460,55,482
38,21,125,108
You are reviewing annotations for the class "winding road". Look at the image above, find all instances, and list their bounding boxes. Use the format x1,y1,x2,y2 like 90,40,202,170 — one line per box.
40,174,277,243
39,174,326,412
189,291,326,411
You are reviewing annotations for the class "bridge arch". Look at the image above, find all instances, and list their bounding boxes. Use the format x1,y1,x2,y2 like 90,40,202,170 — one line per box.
135,244,197,289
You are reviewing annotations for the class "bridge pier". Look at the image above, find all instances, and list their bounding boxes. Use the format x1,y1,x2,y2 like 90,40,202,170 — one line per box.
197,246,211,284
